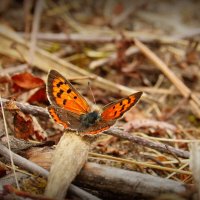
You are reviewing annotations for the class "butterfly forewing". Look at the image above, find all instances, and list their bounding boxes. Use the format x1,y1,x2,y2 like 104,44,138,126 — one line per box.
47,70,90,115
101,92,142,121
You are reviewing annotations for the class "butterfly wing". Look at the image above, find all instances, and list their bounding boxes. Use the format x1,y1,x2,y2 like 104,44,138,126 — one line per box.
47,70,90,115
101,92,142,121
48,105,81,129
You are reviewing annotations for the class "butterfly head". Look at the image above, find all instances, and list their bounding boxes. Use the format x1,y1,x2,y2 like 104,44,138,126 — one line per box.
80,111,100,128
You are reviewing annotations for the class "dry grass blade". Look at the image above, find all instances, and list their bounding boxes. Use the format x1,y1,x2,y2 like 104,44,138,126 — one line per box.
0,24,147,100
0,96,19,189
29,0,44,65
89,152,191,175
134,39,200,117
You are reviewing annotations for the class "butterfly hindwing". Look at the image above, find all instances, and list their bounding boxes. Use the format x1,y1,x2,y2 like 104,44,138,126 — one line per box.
47,70,90,115
101,92,143,121
48,105,81,129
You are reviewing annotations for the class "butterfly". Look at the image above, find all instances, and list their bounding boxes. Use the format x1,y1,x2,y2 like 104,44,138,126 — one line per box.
47,70,142,135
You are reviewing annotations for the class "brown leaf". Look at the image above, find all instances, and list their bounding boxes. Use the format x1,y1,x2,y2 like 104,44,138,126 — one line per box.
14,111,34,140
11,72,44,90
13,111,47,141
28,87,49,105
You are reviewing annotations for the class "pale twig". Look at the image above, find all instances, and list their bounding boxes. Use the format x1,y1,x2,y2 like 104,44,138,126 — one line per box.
0,64,28,75
0,96,19,189
134,39,200,118
19,32,122,43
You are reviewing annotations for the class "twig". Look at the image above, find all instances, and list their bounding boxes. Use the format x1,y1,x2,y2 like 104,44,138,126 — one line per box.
0,98,190,158
105,128,189,159
76,162,193,198
124,119,177,132
0,64,28,75
134,39,200,117
18,27,200,44
1,98,49,117
19,32,122,43
0,142,192,199
0,96,19,189
0,143,101,200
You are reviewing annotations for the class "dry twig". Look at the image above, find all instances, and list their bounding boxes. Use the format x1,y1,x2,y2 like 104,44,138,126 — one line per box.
0,143,100,200
1,98,190,158
134,39,200,117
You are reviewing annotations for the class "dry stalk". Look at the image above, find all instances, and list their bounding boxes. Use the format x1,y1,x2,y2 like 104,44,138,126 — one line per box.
45,132,90,199
89,152,191,175
134,39,200,118
0,24,149,100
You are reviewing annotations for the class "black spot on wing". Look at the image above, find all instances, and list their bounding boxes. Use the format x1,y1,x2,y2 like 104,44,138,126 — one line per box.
63,99,67,105
56,82,63,87
113,106,115,109
74,96,77,99
114,111,117,116
127,97,131,104
57,89,64,98
120,105,125,112
67,89,72,93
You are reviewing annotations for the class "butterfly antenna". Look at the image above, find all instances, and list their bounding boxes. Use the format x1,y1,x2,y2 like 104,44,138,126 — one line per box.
88,82,96,105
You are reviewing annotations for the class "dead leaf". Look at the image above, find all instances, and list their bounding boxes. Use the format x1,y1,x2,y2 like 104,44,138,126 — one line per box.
13,111,47,141
12,72,44,90
28,87,48,105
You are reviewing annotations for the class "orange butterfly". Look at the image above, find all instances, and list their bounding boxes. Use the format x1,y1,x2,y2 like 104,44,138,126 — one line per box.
47,70,142,135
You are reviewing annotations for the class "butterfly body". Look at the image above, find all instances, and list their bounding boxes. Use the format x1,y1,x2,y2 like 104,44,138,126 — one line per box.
80,111,100,128
47,70,142,135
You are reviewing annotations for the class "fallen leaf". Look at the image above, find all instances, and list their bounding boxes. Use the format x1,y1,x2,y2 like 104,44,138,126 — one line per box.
28,87,49,105
14,111,34,140
13,111,47,141
12,72,44,90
